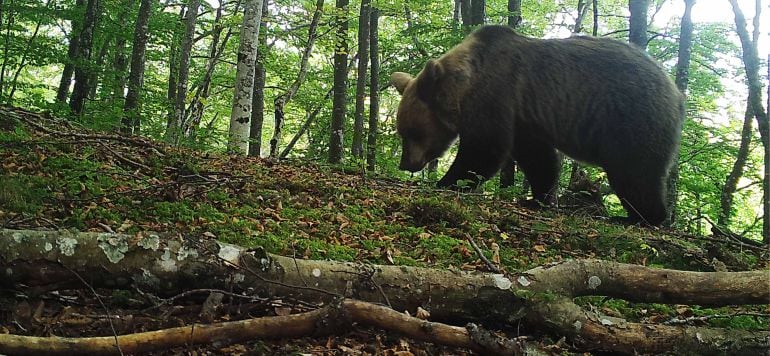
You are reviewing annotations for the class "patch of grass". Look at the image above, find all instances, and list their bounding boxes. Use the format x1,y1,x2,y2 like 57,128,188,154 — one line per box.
0,174,51,214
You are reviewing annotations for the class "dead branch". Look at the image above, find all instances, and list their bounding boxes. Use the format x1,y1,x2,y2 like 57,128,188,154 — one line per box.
0,299,522,355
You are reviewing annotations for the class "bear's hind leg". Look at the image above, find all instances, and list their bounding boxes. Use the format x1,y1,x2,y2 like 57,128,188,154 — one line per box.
513,137,561,205
605,168,668,225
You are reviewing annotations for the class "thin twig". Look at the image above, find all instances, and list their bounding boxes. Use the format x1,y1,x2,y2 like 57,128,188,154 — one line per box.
466,235,500,273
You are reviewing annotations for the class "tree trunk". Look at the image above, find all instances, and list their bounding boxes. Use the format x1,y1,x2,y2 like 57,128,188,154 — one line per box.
460,0,471,28
628,0,648,49
110,1,134,103
280,88,333,159
403,4,428,57
269,0,323,159
453,0,461,26
121,0,153,135
68,0,100,114
720,103,754,226
164,7,183,135
765,53,769,242
248,0,269,157
185,0,232,139
365,6,379,171
665,0,695,226
470,0,485,26
1,229,769,355
166,0,199,145
56,0,86,103
328,0,349,164
7,0,51,101
592,0,598,36
728,0,769,242
507,0,521,28
228,0,264,154
573,0,590,34
0,0,15,101
351,0,370,159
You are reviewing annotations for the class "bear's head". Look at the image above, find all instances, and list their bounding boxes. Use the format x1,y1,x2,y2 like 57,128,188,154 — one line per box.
391,56,471,172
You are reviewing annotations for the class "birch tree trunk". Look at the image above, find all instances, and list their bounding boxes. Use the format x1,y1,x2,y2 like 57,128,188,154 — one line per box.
166,0,199,145
351,0,370,159
507,0,521,28
365,6,379,171
227,0,264,154
328,0,349,164
121,0,153,135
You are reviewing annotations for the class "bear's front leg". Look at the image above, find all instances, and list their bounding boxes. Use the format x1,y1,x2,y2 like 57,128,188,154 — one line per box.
437,137,508,190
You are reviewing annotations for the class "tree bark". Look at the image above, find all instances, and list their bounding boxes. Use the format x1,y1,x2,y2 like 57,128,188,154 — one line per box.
720,103,754,227
68,0,100,114
185,0,233,139
470,0,485,26
248,0,269,157
351,0,370,159
1,229,768,355
628,0,648,49
56,0,86,103
728,0,770,242
269,0,323,159
507,0,521,28
109,0,135,103
121,0,153,135
328,0,349,164
665,0,695,226
227,0,264,154
164,7,183,136
165,0,199,145
366,6,379,171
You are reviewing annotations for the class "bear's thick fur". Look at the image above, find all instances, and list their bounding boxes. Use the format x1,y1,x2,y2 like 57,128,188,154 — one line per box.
391,25,683,225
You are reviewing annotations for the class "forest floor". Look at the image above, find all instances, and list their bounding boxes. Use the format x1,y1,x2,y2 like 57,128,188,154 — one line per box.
0,105,768,355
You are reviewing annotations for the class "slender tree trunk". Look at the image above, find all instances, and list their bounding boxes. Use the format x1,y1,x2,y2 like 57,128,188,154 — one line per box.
110,1,134,102
728,0,769,242
269,0,323,158
453,0,461,26
164,8,183,133
720,103,754,226
7,0,51,101
121,0,153,135
665,0,695,226
166,0,199,144
69,0,100,114
507,0,521,28
351,0,370,159
248,0,269,157
57,0,85,102
366,6,379,171
592,0,598,36
227,0,264,153
185,0,231,139
0,0,15,101
628,0,648,49
329,0,349,164
470,0,485,26
757,0,768,242
89,29,110,100
280,88,333,159
403,4,428,57
460,0,471,28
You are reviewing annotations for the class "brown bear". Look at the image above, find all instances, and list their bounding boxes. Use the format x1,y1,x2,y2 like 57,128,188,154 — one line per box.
390,25,684,225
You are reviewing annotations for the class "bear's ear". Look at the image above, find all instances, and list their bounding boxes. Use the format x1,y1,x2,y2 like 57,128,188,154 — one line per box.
416,59,444,103
390,72,413,95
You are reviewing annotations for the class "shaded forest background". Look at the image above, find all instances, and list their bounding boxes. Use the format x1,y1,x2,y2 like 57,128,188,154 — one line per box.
0,0,769,241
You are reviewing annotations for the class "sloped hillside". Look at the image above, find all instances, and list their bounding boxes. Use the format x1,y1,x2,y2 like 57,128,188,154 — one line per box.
0,106,766,354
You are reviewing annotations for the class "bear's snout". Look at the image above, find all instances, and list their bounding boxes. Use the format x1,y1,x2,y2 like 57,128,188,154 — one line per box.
399,156,425,173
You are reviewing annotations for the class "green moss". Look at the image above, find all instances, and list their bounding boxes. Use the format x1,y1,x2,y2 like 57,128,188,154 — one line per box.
0,174,51,214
